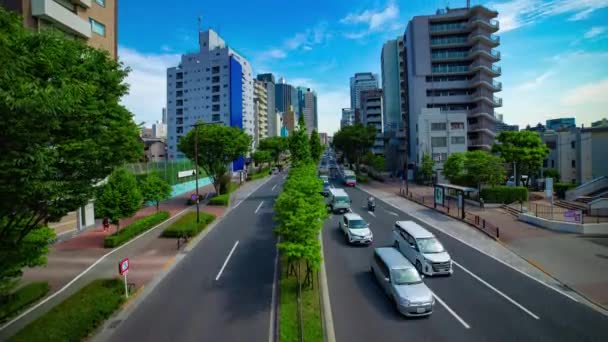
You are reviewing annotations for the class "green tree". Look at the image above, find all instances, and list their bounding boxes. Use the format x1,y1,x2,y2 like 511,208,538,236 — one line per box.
420,154,435,185
96,169,143,230
543,168,560,180
0,8,141,294
443,152,466,185
289,116,312,164
492,131,549,186
140,173,172,212
178,123,251,195
251,150,272,171
332,124,376,170
259,136,289,166
464,151,506,189
309,129,323,162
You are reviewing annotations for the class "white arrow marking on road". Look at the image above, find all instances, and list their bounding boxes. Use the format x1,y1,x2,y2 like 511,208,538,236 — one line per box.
428,289,471,329
272,184,278,191
453,261,540,319
215,241,239,281
255,201,264,214
368,211,376,217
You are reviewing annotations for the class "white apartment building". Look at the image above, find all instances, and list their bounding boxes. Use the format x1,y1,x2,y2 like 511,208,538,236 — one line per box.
166,29,254,170
253,79,268,147
152,121,166,139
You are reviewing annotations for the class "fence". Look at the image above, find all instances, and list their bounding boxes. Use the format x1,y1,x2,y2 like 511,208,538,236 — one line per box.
125,160,205,185
528,203,608,224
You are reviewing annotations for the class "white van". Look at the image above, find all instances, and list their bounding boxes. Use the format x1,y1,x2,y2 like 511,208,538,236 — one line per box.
393,221,452,276
327,188,351,214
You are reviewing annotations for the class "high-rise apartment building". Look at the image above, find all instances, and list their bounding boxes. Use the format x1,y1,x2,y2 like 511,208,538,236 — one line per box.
350,72,379,110
302,88,317,135
360,89,384,155
253,79,268,147
340,108,354,128
257,73,277,137
403,5,502,166
166,29,254,171
1,0,118,58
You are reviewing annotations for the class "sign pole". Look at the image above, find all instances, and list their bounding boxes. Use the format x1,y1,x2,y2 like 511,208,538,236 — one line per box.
124,272,129,298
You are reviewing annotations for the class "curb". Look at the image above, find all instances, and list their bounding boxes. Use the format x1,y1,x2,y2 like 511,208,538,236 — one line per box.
318,232,336,342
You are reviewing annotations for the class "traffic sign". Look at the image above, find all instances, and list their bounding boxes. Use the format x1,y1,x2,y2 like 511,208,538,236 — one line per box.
191,193,198,201
119,257,129,275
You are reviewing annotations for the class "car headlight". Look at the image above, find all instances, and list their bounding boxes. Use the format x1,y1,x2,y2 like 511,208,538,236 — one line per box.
398,297,410,306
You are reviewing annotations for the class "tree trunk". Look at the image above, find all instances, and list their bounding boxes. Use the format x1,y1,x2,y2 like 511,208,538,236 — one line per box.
156,201,159,212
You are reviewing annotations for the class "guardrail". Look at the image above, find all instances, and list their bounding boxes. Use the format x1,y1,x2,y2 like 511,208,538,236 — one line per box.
529,202,608,224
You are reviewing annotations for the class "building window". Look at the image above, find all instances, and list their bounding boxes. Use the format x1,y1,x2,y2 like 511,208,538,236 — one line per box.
176,82,183,89
451,136,465,144
212,66,220,74
571,141,575,149
432,153,447,162
94,0,105,7
431,137,447,147
212,76,220,83
572,160,576,168
89,18,106,36
551,160,555,168
431,122,446,131
451,122,465,130
212,104,220,111
212,114,220,122
543,159,548,168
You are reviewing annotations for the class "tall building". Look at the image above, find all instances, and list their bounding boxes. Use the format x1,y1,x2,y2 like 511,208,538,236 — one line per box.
360,89,384,155
152,121,166,139
403,5,502,167
350,72,379,110
162,107,167,124
340,108,354,128
275,79,299,116
166,29,254,171
319,132,328,145
253,79,268,147
1,0,118,58
546,117,575,131
302,88,317,135
257,73,277,137
282,106,297,135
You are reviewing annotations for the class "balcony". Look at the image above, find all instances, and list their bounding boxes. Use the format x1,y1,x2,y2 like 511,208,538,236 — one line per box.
429,22,469,34
430,36,469,48
468,123,498,136
468,16,499,32
469,47,501,61
471,76,502,91
468,107,498,122
431,51,468,61
71,0,91,7
468,137,494,149
468,32,500,47
471,62,501,76
472,92,502,107
431,65,472,75
32,0,91,38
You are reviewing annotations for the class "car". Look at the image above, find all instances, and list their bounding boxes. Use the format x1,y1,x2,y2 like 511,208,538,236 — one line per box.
270,167,279,174
326,188,351,214
321,180,331,197
371,247,434,317
339,213,373,245
393,221,453,276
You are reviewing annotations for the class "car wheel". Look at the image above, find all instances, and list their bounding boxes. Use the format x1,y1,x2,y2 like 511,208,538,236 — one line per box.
416,260,423,274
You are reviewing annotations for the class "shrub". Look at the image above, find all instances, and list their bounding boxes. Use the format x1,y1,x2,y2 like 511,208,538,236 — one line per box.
554,182,576,199
209,194,230,206
480,186,528,204
356,173,369,183
0,282,50,322
103,211,170,248
368,171,385,183
161,212,216,238
9,279,124,342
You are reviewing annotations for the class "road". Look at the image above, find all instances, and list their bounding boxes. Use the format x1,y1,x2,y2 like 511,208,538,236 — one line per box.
323,179,608,342
107,175,283,342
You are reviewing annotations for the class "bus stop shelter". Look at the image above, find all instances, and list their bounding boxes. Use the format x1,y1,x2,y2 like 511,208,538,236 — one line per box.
434,183,478,219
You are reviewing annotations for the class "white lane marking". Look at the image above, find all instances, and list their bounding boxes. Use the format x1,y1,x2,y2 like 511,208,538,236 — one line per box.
255,201,264,214
386,210,398,216
453,261,540,319
368,211,376,217
428,289,471,329
356,185,580,303
0,205,193,331
215,241,240,281
268,240,279,342
272,184,278,191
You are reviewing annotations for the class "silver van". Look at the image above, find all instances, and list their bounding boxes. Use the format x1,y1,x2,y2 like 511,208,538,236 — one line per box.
371,247,434,317
327,188,351,214
393,221,453,276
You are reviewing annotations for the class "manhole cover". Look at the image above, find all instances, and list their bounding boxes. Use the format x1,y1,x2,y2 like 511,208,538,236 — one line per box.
108,320,122,329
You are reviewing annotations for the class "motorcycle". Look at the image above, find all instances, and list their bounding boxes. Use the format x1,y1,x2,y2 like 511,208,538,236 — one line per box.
367,197,376,212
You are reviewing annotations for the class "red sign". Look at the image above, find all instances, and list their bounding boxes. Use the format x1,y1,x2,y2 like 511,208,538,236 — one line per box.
118,257,129,275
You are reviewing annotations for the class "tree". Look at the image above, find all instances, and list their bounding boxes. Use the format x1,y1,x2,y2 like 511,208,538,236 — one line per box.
420,154,435,185
96,169,143,230
332,124,376,170
251,150,272,171
0,8,141,294
464,151,506,189
178,123,251,195
492,131,549,186
259,136,289,166
140,173,172,212
543,168,560,180
289,116,312,164
443,152,466,185
309,129,323,162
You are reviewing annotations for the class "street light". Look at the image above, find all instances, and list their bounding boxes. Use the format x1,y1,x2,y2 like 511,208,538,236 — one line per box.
191,121,223,223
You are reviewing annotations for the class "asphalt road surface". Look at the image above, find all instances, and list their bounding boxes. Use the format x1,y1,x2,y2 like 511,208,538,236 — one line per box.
108,175,283,342
323,178,608,342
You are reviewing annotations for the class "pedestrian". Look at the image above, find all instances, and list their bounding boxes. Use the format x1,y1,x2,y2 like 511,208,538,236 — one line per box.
102,217,110,232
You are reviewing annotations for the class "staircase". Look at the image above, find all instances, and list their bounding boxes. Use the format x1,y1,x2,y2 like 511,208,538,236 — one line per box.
500,204,520,217
555,200,588,211
566,176,608,201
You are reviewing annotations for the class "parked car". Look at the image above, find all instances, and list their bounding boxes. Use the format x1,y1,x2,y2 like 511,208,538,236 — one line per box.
339,213,373,245
506,175,528,187
371,247,434,317
393,221,453,276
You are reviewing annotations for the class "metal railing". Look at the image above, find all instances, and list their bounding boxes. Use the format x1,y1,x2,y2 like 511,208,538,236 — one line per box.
528,203,608,223
431,36,468,46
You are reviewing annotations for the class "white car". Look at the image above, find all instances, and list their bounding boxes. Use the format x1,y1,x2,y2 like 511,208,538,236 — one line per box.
393,221,452,276
339,213,373,245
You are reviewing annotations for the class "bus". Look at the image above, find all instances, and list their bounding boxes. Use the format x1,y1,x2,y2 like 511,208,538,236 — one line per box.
343,170,356,187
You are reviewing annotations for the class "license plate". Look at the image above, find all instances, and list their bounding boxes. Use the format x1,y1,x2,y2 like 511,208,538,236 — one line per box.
416,308,425,313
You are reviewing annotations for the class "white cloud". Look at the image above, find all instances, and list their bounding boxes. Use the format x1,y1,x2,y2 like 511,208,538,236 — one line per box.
516,70,555,90
343,31,368,39
340,1,401,39
261,49,287,59
118,46,181,126
584,26,607,39
257,23,330,60
161,44,172,52
562,79,608,105
490,0,608,32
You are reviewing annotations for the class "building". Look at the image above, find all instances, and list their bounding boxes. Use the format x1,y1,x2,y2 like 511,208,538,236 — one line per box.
319,132,328,145
274,111,283,137
142,138,167,162
403,5,502,170
152,121,167,138
542,129,578,184
350,72,379,110
161,107,167,124
283,106,297,135
253,79,268,147
526,123,546,133
592,118,608,128
141,127,153,138
257,73,277,137
340,108,354,128
302,88,317,135
360,89,384,155
275,78,299,116
546,117,575,131
495,121,519,133
1,0,118,58
581,126,608,182
166,29,254,171
417,108,468,181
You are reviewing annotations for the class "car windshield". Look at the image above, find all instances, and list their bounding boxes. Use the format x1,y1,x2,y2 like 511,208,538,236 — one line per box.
346,175,356,181
392,268,422,285
335,196,349,203
348,219,367,229
417,238,445,254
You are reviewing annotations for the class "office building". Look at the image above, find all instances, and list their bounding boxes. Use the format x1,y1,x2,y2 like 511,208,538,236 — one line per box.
253,79,268,147
256,73,277,137
319,132,328,145
166,29,254,171
275,78,299,117
283,106,297,135
340,108,354,128
495,121,519,133
350,72,379,110
161,107,167,124
403,5,502,168
152,121,167,139
360,89,384,155
302,88,317,135
1,0,118,59
546,117,575,131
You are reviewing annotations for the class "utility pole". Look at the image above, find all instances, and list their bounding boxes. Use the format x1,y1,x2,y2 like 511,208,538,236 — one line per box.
194,123,201,223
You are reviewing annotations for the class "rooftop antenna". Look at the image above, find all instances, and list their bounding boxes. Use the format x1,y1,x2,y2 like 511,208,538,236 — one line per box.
197,15,202,46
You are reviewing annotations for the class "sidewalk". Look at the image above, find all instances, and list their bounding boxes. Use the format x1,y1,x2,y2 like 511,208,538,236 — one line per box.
362,179,608,311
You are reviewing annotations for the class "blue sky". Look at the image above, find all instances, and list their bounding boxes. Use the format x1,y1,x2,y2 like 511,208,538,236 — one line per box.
119,0,608,134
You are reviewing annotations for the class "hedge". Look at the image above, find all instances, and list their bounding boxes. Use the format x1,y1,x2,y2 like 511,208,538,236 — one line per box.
368,172,385,183
356,173,369,183
209,194,230,206
161,212,216,238
555,182,576,199
0,282,50,323
104,211,170,248
480,186,528,204
9,279,124,342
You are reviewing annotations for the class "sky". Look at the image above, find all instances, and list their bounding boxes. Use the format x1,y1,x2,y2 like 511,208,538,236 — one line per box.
118,0,608,135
